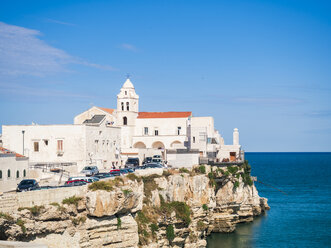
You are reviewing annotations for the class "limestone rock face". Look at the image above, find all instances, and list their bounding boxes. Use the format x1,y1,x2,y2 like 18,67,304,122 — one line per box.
0,167,269,248
86,181,143,217
156,174,216,208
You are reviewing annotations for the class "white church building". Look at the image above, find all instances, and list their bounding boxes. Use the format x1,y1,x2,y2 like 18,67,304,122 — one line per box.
74,78,243,166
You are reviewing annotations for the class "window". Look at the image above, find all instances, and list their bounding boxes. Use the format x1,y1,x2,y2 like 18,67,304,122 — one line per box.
177,127,181,135
34,142,39,152
121,102,124,111
193,136,196,143
7,169,10,178
207,138,212,144
123,116,127,125
57,140,63,152
95,140,99,152
23,169,26,177
125,91,127,95
155,129,159,136
16,170,19,178
43,140,48,146
0,170,2,179
144,127,148,135
126,102,129,111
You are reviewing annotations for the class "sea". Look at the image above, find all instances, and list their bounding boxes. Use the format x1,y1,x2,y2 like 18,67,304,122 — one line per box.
207,152,331,248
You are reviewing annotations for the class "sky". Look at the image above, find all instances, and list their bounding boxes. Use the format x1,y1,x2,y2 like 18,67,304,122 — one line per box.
0,0,330,152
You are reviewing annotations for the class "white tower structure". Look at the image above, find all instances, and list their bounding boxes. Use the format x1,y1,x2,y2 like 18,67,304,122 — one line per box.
116,78,139,148
233,128,239,146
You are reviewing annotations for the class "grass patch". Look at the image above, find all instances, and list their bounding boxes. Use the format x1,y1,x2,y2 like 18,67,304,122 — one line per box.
122,189,132,196
126,173,142,182
89,177,124,192
0,212,13,221
117,217,122,230
162,170,173,177
197,220,207,231
62,196,82,207
142,174,161,204
233,181,240,190
50,202,66,212
194,165,206,174
18,205,45,216
166,224,175,243
202,204,208,211
72,216,86,225
150,223,158,236
16,219,26,233
161,200,191,227
179,168,190,173
227,166,239,175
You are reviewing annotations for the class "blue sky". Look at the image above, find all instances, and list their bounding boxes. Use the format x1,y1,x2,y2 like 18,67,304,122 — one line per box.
0,0,330,152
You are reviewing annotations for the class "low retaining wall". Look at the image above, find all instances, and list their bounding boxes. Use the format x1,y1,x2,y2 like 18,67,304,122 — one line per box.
0,186,87,213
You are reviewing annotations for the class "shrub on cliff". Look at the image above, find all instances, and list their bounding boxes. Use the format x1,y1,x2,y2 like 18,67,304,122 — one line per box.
202,204,208,211
227,166,239,175
0,212,14,221
166,224,175,243
18,205,45,216
126,173,142,182
194,165,206,174
161,201,191,227
62,196,82,207
179,168,190,173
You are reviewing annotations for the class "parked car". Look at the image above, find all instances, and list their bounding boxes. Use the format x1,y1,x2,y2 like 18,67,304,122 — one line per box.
16,179,40,192
65,179,91,185
94,173,114,179
153,155,161,159
152,158,163,165
125,158,140,168
145,163,163,169
142,157,152,165
64,180,87,187
68,176,99,183
80,166,99,176
109,169,122,176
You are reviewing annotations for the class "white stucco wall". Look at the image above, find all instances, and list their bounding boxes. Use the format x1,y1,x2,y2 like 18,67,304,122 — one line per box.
167,152,199,168
0,155,28,193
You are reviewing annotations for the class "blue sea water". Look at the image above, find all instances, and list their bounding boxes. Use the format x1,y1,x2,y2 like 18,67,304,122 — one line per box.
207,152,331,248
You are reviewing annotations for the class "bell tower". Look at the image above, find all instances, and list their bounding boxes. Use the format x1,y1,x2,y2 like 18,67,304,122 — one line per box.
117,78,139,126
117,78,139,149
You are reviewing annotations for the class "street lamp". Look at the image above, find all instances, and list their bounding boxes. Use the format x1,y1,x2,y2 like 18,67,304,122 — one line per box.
22,130,25,155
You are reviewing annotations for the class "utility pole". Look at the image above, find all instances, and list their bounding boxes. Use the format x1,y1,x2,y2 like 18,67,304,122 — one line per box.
22,130,25,155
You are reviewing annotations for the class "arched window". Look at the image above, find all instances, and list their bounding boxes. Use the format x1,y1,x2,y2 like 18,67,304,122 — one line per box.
121,102,124,111
0,170,2,179
123,116,127,125
23,169,26,177
16,170,19,178
126,102,129,111
7,169,11,178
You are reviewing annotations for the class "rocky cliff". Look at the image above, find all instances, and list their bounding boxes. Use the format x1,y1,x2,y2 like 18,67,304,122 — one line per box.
0,163,269,248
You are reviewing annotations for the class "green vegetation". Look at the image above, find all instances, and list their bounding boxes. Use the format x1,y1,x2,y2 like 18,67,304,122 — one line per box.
227,166,239,175
162,170,173,177
150,223,158,236
194,165,206,174
18,205,45,216
16,219,26,233
0,212,13,221
160,200,191,227
217,168,225,174
202,204,208,211
126,173,142,182
179,168,189,173
62,196,82,207
117,217,122,230
166,224,175,243
233,181,240,190
208,171,216,188
142,174,161,203
88,177,124,192
50,202,66,212
197,220,206,231
71,216,86,225
122,189,132,196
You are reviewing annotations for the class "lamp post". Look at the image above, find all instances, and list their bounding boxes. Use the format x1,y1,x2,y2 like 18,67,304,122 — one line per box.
22,130,25,155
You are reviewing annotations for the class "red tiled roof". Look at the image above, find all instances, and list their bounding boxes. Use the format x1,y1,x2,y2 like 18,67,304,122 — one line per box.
98,107,115,115
0,147,25,157
137,112,192,119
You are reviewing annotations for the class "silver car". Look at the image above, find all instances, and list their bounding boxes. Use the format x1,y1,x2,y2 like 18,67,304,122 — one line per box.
81,166,99,176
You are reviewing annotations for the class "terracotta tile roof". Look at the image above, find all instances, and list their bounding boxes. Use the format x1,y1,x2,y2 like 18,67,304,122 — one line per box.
137,111,192,119
0,147,25,157
98,107,115,115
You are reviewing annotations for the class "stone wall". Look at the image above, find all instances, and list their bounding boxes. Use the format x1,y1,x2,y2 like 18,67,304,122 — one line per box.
0,186,87,213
